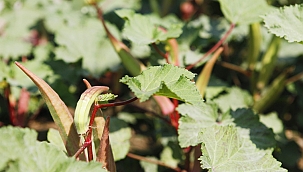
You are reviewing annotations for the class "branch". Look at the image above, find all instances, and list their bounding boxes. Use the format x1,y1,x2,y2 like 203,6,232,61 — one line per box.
186,23,235,70
127,153,182,172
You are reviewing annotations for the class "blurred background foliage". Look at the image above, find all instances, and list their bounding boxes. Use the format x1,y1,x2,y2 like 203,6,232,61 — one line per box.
1,0,303,171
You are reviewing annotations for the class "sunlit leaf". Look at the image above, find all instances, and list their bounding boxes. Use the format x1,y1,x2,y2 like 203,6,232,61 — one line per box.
0,126,107,172
178,103,275,149
100,0,141,13
47,128,67,152
263,4,303,43
199,125,286,172
120,64,203,104
54,18,121,76
177,102,218,147
218,0,271,25
140,157,158,172
213,87,253,112
116,9,183,44
109,118,131,161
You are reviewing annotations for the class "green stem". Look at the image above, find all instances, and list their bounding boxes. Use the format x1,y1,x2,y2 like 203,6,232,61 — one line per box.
149,0,160,16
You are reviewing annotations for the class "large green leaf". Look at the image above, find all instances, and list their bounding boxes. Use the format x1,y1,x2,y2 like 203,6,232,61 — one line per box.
0,1,44,60
263,4,303,43
120,64,203,104
116,9,183,44
54,17,121,76
178,103,275,149
0,126,107,172
199,125,286,172
218,0,271,25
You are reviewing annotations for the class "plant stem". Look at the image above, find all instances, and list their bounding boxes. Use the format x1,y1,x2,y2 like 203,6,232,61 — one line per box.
286,71,303,84
127,153,182,172
216,61,251,77
95,97,138,109
76,97,138,161
186,23,235,70
152,43,169,63
149,0,160,16
74,139,92,159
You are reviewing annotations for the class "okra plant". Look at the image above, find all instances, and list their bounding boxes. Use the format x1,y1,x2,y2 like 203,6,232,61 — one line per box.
1,0,303,171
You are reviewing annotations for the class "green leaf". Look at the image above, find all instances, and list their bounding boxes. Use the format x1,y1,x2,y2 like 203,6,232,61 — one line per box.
160,142,181,168
120,64,203,104
0,126,107,172
47,128,67,152
199,125,286,172
12,60,53,89
0,1,44,60
0,37,32,60
213,87,253,112
54,18,121,76
177,102,219,147
218,0,271,25
109,118,131,161
140,157,158,172
231,108,276,149
116,9,183,44
259,112,284,135
263,4,303,43
100,0,141,13
178,103,275,149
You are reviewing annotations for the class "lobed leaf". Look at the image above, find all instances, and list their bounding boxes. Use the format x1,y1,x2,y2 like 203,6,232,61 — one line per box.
199,125,286,172
120,64,203,104
116,9,183,45
263,4,303,43
178,103,275,149
0,126,107,172
54,18,121,76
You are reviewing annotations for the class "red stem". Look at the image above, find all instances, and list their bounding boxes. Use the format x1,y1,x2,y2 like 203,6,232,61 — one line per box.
4,85,17,126
186,23,235,70
152,43,170,63
77,97,138,160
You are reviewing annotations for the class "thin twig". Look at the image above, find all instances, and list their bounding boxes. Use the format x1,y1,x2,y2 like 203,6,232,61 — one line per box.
95,97,138,109
286,71,303,85
152,43,169,63
74,140,92,159
186,23,235,70
129,103,172,126
216,61,251,77
127,153,182,172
